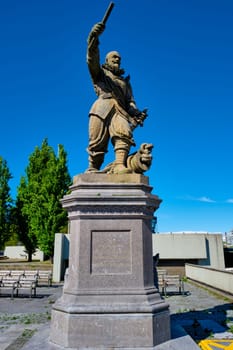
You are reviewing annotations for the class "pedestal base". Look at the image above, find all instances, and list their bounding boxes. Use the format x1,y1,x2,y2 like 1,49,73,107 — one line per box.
51,310,170,349
50,174,170,348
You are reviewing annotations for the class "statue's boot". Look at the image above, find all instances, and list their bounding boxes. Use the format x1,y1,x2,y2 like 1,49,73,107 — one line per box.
85,152,104,173
85,167,99,173
113,149,132,174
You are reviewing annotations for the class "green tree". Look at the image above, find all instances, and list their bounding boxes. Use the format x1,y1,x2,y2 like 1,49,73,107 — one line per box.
16,139,71,260
0,157,12,249
14,177,37,261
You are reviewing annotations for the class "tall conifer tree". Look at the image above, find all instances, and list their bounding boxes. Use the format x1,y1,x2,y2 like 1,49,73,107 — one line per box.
16,139,71,260
0,156,12,249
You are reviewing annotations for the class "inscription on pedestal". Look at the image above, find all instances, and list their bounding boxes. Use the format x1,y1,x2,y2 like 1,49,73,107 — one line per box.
91,230,132,274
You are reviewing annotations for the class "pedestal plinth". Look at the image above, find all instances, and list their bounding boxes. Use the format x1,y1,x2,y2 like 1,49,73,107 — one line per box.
50,174,170,349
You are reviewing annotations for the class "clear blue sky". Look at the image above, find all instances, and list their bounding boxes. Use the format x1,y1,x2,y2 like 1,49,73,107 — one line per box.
1,0,233,233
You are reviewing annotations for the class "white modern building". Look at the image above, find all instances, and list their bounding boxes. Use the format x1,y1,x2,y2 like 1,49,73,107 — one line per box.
152,232,225,269
52,231,225,282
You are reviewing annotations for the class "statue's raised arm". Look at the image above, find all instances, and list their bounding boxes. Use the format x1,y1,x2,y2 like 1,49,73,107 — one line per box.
87,2,114,82
87,22,105,82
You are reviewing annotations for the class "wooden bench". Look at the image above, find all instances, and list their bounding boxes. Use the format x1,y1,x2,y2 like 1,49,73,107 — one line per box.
0,269,52,297
0,270,11,279
162,274,184,297
155,269,167,292
24,270,38,277
17,275,37,298
24,270,39,283
37,270,52,286
0,276,20,299
10,270,25,279
0,270,39,298
0,274,38,298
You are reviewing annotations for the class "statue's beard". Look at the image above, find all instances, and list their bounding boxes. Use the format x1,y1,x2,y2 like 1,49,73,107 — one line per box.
102,63,125,76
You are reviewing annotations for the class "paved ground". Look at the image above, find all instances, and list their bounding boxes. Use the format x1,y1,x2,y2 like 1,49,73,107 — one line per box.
0,283,61,350
0,281,233,349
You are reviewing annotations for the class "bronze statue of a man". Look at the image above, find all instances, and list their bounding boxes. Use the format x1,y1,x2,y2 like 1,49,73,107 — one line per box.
86,22,147,174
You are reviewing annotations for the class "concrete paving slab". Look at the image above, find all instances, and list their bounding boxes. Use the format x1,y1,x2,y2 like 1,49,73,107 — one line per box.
153,335,199,349
0,324,26,350
20,324,200,350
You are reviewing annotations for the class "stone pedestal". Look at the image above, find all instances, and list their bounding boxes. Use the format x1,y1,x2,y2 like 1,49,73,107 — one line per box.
50,174,170,349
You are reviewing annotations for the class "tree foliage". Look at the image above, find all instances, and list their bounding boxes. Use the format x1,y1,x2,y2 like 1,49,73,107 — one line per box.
16,139,71,259
0,156,12,249
14,177,37,261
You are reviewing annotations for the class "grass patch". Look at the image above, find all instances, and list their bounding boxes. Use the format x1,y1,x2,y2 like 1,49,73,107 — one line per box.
0,312,51,325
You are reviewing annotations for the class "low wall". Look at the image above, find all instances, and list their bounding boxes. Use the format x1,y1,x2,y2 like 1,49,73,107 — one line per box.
185,263,233,295
53,233,70,282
